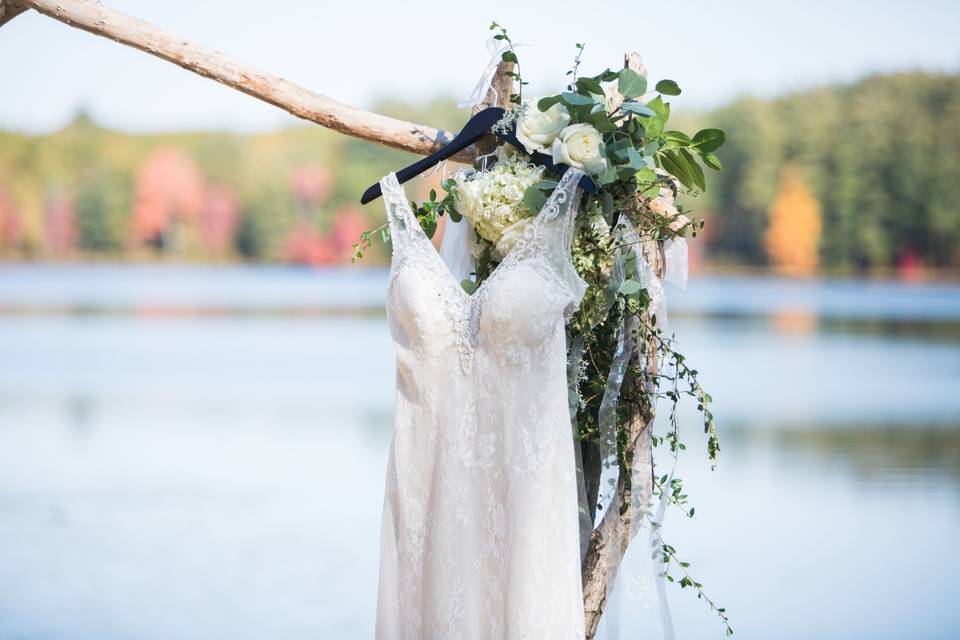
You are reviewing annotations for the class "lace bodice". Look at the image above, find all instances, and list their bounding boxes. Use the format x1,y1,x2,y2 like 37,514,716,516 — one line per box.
381,168,588,374
375,167,589,639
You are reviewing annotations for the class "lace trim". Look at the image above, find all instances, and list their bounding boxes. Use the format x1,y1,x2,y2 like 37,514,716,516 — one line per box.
380,170,587,374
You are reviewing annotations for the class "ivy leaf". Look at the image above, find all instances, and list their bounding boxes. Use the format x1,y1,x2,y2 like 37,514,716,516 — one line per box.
702,151,723,171
459,278,478,294
655,79,682,95
692,128,726,153
620,101,656,117
501,50,518,64
617,68,648,98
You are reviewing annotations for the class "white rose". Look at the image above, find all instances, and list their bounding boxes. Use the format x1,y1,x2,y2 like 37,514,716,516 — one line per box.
552,123,607,176
494,217,532,259
516,100,570,155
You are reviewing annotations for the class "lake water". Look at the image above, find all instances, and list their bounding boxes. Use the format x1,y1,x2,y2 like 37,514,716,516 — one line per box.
1,265,958,639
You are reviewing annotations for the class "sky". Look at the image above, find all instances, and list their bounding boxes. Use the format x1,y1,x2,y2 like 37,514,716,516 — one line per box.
0,0,958,133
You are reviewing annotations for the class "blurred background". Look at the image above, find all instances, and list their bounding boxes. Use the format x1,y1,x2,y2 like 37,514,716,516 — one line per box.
1,1,959,638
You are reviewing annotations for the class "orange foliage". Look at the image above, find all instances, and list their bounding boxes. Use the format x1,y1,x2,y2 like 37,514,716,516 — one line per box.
764,164,821,276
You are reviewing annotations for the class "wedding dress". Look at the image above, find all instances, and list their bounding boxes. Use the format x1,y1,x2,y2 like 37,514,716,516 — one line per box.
375,167,589,639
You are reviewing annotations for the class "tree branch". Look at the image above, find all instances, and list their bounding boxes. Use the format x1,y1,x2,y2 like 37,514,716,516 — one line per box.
6,0,477,163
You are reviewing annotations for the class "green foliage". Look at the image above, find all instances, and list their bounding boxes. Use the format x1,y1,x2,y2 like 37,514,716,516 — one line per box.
699,71,960,270
75,173,130,252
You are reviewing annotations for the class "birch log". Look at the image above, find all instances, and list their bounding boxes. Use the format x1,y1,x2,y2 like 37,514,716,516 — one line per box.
580,53,662,640
2,0,476,163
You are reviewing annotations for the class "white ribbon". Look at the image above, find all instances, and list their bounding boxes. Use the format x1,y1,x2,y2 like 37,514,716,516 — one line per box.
457,37,527,110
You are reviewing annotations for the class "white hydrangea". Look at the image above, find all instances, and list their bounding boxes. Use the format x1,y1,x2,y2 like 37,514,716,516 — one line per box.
452,148,545,260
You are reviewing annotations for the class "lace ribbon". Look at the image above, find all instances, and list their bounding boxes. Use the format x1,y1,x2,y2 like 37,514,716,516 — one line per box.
567,216,689,639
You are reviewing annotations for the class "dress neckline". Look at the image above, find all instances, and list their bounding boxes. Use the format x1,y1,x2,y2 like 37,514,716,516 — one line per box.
384,170,574,301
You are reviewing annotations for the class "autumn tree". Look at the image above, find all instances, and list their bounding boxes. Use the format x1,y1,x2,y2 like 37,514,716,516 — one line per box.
764,164,822,276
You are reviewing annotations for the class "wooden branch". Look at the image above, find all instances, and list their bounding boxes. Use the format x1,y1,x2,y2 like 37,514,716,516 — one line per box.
7,0,477,163
581,51,660,640
0,1,27,27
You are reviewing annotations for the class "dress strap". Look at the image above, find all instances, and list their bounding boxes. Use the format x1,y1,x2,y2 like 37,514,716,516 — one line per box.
379,172,415,255
537,168,589,317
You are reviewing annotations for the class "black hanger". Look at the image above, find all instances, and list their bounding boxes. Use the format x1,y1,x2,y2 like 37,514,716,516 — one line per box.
360,108,505,205
360,107,598,205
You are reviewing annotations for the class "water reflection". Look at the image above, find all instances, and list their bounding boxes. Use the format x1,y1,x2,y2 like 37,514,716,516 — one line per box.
0,266,958,639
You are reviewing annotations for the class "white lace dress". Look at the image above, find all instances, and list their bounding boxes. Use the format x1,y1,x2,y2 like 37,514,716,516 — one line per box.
375,167,589,639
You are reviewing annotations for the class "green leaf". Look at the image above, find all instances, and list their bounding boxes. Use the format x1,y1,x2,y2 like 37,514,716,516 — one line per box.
680,148,706,191
618,279,642,295
522,183,547,213
617,68,648,98
501,50,518,64
655,79,681,95
692,128,726,153
575,76,604,96
597,164,618,185
459,278,478,294
537,95,563,112
617,69,647,98
585,111,616,133
702,152,723,171
561,91,595,106
664,130,692,146
595,68,619,82
659,149,693,190
620,101,656,117
625,147,646,171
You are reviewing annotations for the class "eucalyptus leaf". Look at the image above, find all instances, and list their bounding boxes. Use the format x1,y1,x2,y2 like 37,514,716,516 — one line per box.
625,147,646,170
620,101,656,117
561,91,595,106
618,279,642,295
655,79,682,95
523,183,547,213
618,68,648,98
